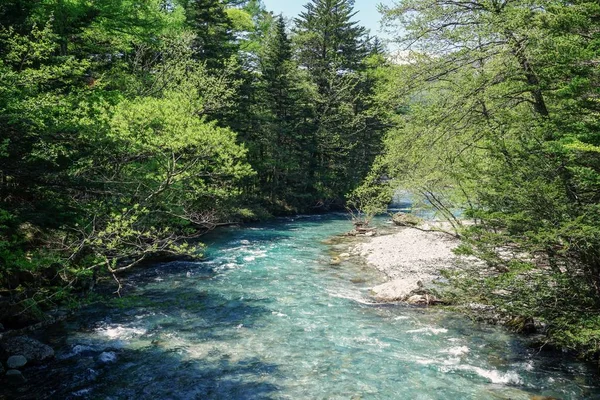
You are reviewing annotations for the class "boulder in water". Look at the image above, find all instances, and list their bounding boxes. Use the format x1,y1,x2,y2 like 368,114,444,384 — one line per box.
6,355,27,369
371,279,418,302
329,257,342,266
392,212,421,227
5,369,27,385
2,336,54,363
98,351,117,364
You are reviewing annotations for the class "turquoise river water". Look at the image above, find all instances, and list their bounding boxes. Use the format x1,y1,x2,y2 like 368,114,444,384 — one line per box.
8,214,600,399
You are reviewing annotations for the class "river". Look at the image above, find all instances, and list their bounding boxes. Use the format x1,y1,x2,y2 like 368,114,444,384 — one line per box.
10,214,600,399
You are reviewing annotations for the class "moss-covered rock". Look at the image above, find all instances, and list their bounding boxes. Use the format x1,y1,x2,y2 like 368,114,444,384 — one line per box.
392,212,421,227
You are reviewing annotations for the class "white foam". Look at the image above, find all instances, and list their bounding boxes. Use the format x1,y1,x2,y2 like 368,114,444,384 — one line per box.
522,361,534,371
71,388,92,397
353,336,391,349
215,262,239,272
327,289,388,305
272,311,288,317
407,327,448,335
451,365,522,384
415,358,435,365
96,326,147,340
414,356,460,367
442,346,470,356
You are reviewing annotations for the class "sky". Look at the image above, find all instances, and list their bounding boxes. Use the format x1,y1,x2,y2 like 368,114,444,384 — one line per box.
261,0,395,41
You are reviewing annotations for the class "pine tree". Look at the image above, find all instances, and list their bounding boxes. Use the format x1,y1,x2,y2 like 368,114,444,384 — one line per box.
262,16,294,126
293,0,380,207
294,0,367,80
184,0,236,68
252,15,316,209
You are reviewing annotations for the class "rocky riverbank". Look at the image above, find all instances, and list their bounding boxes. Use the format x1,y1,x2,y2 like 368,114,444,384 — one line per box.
349,221,478,304
0,334,55,387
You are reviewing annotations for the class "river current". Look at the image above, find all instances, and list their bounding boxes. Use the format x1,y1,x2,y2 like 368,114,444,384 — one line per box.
11,214,600,399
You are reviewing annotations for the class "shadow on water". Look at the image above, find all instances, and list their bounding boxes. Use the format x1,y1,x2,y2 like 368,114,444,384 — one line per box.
7,348,280,400
4,285,280,400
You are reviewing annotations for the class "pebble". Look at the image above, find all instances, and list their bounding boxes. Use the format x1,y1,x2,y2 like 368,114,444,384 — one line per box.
7,355,27,369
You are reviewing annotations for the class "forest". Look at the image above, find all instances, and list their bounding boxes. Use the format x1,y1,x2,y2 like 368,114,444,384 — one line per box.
1,0,599,361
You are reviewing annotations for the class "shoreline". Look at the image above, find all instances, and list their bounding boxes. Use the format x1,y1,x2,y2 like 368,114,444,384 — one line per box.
347,222,475,304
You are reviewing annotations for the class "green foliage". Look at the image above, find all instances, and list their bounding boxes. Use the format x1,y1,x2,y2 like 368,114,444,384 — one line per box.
291,0,387,208
0,0,389,326
0,1,255,323
377,0,600,358
184,0,237,68
347,170,392,225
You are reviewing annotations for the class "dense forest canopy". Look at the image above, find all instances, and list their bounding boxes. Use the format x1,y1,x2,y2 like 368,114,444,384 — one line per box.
0,0,385,325
1,0,599,360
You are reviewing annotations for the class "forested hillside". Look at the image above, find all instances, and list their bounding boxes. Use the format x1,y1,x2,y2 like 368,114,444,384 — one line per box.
0,0,385,324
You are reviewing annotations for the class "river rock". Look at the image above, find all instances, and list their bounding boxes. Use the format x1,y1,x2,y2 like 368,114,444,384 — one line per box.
6,355,27,369
2,336,54,362
329,257,342,266
339,253,351,258
371,279,419,302
406,295,428,305
98,351,117,364
392,212,422,227
506,316,536,334
5,369,26,384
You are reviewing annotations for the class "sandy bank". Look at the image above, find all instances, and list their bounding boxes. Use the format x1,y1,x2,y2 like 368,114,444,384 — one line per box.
351,223,473,303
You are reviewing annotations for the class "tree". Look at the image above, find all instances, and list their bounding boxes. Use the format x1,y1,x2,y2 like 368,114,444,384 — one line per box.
293,0,383,207
0,2,254,320
294,0,367,81
250,15,316,210
184,0,237,68
377,0,600,356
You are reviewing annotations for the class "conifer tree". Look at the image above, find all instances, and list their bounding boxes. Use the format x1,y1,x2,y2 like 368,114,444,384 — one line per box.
294,0,367,78
184,0,236,67
294,0,381,207
251,15,316,209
